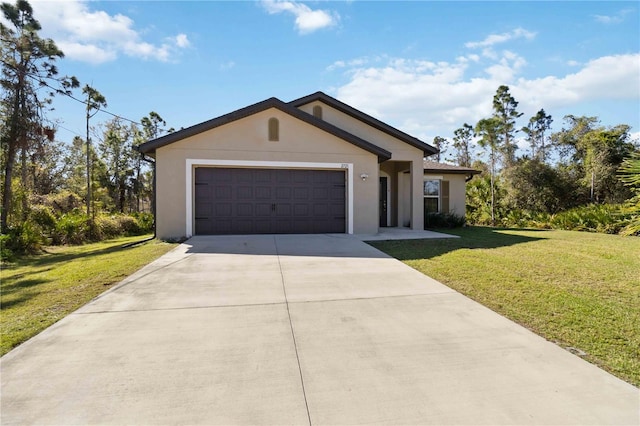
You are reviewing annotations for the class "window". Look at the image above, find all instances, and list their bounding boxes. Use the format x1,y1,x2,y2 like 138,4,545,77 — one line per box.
312,105,323,119
424,179,440,213
268,117,279,141
424,179,450,213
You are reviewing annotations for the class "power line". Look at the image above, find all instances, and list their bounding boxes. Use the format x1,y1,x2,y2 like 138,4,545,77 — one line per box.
27,73,173,134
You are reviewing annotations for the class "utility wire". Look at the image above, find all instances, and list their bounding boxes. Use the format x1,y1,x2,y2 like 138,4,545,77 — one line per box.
25,73,173,134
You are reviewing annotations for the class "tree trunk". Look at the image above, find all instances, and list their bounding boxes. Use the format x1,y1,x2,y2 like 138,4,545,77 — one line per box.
20,143,28,222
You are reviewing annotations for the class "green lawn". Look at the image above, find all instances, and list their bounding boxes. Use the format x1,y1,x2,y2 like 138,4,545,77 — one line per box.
1,235,177,355
369,227,640,387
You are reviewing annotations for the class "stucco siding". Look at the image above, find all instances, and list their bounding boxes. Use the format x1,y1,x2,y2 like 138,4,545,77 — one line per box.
445,174,468,217
298,102,424,161
155,108,380,240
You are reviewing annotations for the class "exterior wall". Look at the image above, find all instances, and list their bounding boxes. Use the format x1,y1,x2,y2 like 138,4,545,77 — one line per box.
445,174,468,217
299,101,425,230
423,172,469,217
155,108,379,240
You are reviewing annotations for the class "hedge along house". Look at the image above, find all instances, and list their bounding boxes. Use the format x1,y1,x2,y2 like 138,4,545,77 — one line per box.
136,92,438,240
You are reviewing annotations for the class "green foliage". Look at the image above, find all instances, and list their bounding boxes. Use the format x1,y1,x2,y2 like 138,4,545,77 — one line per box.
503,158,578,213
0,221,44,260
466,173,507,225
618,152,640,236
424,212,466,229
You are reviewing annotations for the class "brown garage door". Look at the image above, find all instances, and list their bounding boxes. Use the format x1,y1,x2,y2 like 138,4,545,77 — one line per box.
194,168,346,235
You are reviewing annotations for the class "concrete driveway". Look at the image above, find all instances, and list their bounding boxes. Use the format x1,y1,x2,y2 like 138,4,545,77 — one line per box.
1,234,638,425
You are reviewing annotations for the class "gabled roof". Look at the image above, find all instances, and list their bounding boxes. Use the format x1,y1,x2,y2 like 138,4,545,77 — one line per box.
423,160,481,175
136,97,392,162
289,91,438,156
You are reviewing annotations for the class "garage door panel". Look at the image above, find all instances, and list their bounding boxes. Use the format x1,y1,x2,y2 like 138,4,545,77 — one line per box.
237,187,252,199
255,203,272,216
276,187,292,200
215,204,232,216
255,186,271,199
215,186,232,199
236,203,253,216
194,168,345,235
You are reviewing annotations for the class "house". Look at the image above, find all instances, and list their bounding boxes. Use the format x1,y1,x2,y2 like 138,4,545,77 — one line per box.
423,161,481,219
136,92,473,240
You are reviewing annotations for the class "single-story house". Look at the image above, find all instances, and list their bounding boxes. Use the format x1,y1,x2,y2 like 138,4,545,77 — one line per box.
423,161,481,219
137,92,475,240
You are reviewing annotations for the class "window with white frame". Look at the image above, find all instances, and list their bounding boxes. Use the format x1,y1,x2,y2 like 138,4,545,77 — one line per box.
424,178,450,213
424,179,440,213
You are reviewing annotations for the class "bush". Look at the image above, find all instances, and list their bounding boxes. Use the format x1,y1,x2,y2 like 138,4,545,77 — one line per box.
131,212,154,233
54,212,91,245
0,222,45,260
94,215,121,239
425,212,466,229
115,215,141,235
29,205,57,232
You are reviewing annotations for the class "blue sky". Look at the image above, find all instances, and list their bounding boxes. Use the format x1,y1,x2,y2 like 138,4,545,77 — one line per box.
13,1,640,151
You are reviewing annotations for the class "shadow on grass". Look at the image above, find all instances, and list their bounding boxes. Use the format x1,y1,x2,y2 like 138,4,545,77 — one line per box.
6,241,141,271
0,290,42,309
369,226,546,261
1,240,146,308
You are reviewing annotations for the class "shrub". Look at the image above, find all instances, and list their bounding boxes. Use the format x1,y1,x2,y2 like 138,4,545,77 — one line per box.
29,205,57,232
425,212,466,229
131,212,154,233
54,212,90,245
95,215,121,239
115,215,141,235
0,222,45,260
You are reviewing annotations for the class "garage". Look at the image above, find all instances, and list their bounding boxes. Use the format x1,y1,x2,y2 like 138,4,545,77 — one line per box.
194,167,346,235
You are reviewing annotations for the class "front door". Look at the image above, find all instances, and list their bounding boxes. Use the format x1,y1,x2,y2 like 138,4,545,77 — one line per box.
379,177,388,227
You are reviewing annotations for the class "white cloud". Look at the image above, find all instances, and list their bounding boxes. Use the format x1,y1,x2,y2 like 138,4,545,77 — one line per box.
465,28,536,49
332,52,640,141
567,60,581,67
594,9,634,24
29,0,190,64
261,0,338,34
174,34,191,48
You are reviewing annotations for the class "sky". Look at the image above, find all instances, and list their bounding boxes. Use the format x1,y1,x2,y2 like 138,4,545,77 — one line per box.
6,0,640,153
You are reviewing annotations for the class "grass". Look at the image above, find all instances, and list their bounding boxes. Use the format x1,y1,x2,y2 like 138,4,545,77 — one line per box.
369,227,640,387
1,235,177,355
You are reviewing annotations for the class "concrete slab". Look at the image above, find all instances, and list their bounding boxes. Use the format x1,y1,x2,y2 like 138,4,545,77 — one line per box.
290,292,637,425
2,234,638,425
355,227,459,241
1,304,308,425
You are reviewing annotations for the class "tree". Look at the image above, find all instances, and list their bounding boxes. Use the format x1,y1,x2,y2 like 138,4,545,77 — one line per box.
0,0,78,232
99,118,135,213
475,117,502,224
430,136,448,162
136,111,169,214
82,84,107,217
552,116,636,203
522,109,553,162
492,85,522,168
451,123,474,167
503,158,574,214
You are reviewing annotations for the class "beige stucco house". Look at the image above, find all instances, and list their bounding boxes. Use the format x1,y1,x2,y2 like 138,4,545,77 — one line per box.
137,92,473,240
423,161,480,219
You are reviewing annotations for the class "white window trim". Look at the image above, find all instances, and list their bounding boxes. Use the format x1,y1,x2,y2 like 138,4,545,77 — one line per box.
423,178,441,213
185,159,353,237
